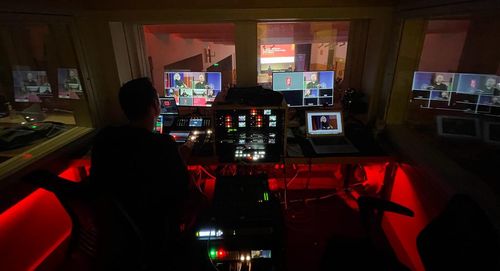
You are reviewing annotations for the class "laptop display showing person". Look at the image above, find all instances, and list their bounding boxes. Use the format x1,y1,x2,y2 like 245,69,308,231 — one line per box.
305,111,358,154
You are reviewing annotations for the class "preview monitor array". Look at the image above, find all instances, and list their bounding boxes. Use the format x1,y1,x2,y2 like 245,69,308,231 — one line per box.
164,72,222,107
13,68,84,102
272,71,335,107
411,72,500,116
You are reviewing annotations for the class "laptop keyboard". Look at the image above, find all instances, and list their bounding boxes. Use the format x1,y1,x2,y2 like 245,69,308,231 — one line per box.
311,137,348,145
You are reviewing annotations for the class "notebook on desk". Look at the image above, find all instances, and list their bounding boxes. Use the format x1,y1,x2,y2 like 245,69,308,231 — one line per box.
305,110,358,154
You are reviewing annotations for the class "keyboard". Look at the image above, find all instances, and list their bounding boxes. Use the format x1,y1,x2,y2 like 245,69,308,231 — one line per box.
311,137,348,146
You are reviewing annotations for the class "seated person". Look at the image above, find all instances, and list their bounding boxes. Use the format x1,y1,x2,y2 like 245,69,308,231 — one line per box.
89,78,201,270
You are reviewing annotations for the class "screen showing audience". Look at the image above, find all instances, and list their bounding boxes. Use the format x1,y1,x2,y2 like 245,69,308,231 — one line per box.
164,72,221,107
12,70,52,102
272,71,334,107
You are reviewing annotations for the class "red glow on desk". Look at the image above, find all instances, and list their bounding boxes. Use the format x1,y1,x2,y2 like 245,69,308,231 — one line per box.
0,189,72,271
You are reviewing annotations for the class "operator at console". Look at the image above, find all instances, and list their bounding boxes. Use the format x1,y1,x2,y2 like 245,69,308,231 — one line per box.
89,78,201,270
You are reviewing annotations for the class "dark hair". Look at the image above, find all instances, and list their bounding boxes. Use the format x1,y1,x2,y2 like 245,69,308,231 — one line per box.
119,77,158,121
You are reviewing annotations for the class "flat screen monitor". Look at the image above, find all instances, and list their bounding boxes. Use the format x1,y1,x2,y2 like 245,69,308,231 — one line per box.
12,70,52,103
483,121,500,145
159,97,178,115
436,115,481,139
456,74,498,95
272,71,334,107
306,111,343,137
164,71,221,107
57,68,83,99
412,72,456,91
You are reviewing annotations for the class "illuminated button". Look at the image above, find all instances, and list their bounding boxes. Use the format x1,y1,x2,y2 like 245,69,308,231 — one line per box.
240,255,245,261
246,255,251,261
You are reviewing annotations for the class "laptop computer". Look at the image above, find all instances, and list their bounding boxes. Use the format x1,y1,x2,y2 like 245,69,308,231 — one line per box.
159,97,179,127
305,110,358,154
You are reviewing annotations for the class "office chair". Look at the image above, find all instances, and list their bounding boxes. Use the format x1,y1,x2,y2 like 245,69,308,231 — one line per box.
321,196,413,271
417,194,500,271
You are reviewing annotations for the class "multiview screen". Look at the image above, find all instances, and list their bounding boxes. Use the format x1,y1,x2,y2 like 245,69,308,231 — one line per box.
13,68,84,102
272,71,334,107
164,72,222,107
12,70,52,103
412,72,500,116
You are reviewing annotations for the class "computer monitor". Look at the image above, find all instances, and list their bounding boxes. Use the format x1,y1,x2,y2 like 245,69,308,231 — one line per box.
159,97,178,115
305,111,343,137
412,72,456,91
272,71,334,107
483,121,500,145
12,70,52,103
456,74,498,95
57,68,83,99
164,71,221,107
436,115,481,139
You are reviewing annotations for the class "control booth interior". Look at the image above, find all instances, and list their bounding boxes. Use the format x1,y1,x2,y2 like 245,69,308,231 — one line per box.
0,1,500,271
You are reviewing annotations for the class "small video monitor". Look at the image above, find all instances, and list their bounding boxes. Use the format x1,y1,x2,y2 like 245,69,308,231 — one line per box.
154,115,163,134
306,111,343,136
436,115,481,139
169,131,190,143
12,70,52,102
189,118,203,127
412,72,456,91
58,68,83,99
457,74,498,95
272,71,334,107
483,121,500,145
159,97,178,115
164,71,221,107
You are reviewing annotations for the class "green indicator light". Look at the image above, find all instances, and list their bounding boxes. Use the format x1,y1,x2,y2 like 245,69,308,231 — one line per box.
210,248,217,259
31,125,38,129
214,63,219,67
264,192,269,201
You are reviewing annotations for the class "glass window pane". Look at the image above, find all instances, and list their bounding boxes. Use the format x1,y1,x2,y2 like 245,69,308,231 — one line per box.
143,24,236,107
0,21,91,164
257,21,350,88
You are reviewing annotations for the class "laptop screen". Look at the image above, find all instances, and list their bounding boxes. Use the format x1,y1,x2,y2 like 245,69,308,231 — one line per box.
306,111,343,136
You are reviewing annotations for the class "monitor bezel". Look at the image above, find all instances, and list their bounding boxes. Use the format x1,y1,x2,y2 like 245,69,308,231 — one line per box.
436,115,481,139
483,121,500,145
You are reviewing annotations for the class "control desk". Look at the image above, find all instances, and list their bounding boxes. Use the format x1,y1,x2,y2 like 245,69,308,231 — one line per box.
214,106,286,163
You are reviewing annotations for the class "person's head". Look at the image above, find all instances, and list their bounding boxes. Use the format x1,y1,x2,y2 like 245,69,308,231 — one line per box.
470,79,477,88
485,78,496,88
174,73,181,80
119,78,159,126
26,72,33,80
435,74,444,84
68,69,76,78
310,73,317,82
320,116,327,123
492,96,500,104
198,74,205,83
